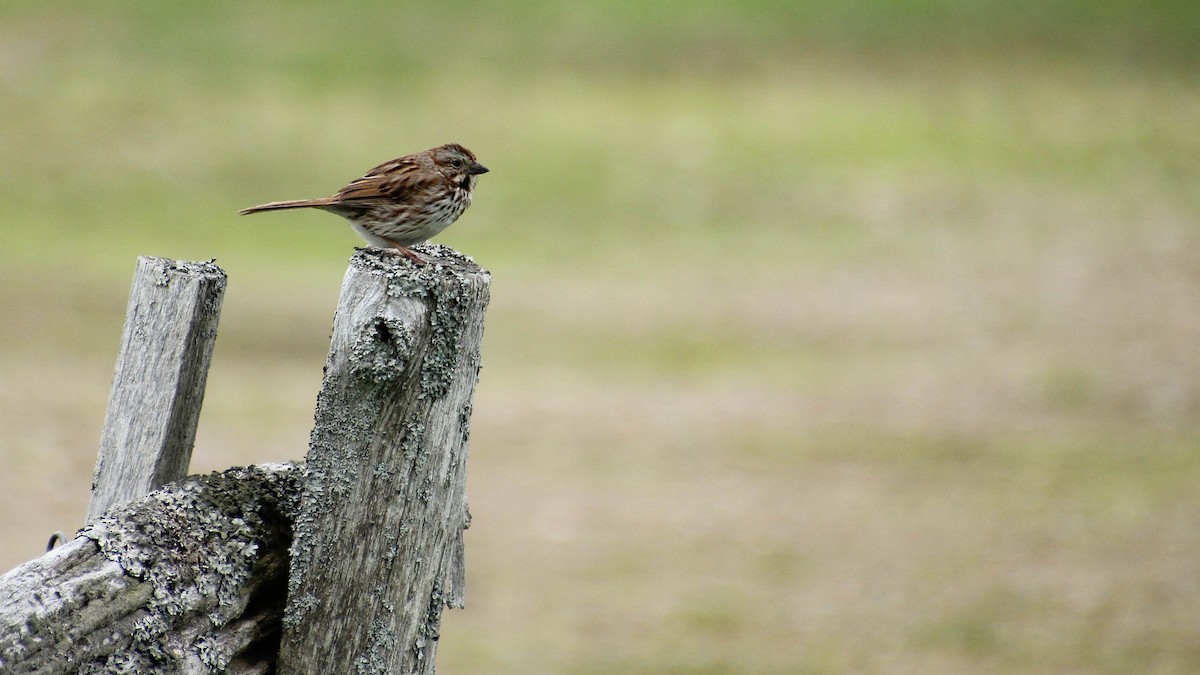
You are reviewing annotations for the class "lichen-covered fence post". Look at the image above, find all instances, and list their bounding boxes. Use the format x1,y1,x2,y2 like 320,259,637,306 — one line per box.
0,464,301,673
87,256,226,523
278,246,489,674
0,247,488,673
1,256,299,673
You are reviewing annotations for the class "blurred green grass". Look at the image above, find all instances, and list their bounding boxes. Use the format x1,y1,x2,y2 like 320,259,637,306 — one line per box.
2,1,1199,673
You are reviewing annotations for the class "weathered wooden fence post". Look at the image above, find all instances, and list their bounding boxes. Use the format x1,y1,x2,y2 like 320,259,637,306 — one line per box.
86,256,226,522
278,246,489,673
0,463,301,673
0,247,488,672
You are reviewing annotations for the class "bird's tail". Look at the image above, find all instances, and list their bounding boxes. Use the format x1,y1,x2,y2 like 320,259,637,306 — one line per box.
238,199,329,215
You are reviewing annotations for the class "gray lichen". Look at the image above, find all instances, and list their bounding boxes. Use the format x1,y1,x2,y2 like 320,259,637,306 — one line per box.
76,463,301,672
143,256,227,290
412,579,450,663
350,315,417,383
352,245,491,400
353,620,399,675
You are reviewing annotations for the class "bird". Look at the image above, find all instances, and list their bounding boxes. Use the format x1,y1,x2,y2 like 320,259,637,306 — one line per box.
239,143,488,263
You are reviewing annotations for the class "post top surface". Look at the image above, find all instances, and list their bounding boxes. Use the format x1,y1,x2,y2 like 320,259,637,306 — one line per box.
136,256,228,283
349,245,489,280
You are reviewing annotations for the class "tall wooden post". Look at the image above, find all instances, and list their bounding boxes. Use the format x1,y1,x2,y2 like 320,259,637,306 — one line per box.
279,246,488,674
86,257,226,523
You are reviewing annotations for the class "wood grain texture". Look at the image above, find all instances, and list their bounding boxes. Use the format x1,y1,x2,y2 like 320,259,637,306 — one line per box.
0,464,300,674
87,257,227,524
279,245,489,674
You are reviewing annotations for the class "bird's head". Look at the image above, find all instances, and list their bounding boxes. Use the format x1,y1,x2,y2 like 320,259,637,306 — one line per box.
432,143,488,189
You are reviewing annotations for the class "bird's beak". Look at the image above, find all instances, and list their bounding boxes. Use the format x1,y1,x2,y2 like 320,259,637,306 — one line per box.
469,162,489,175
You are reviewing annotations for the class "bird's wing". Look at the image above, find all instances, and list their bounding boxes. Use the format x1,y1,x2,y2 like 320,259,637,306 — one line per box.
334,158,443,204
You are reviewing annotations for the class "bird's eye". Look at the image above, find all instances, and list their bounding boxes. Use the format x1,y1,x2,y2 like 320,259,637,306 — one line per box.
450,159,463,168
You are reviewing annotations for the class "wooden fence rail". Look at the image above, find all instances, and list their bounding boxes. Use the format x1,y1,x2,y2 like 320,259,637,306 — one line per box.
0,246,490,674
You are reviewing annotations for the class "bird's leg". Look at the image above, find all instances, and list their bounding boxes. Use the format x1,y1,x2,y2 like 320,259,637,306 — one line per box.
383,239,427,265
396,246,427,265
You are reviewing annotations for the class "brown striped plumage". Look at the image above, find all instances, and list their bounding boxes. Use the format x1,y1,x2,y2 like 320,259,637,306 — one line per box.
239,143,488,263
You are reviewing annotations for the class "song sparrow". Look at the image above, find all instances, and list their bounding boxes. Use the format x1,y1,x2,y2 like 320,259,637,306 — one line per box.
239,143,488,263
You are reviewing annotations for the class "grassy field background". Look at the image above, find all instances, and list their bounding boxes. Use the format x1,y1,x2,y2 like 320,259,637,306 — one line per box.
2,1,1199,672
